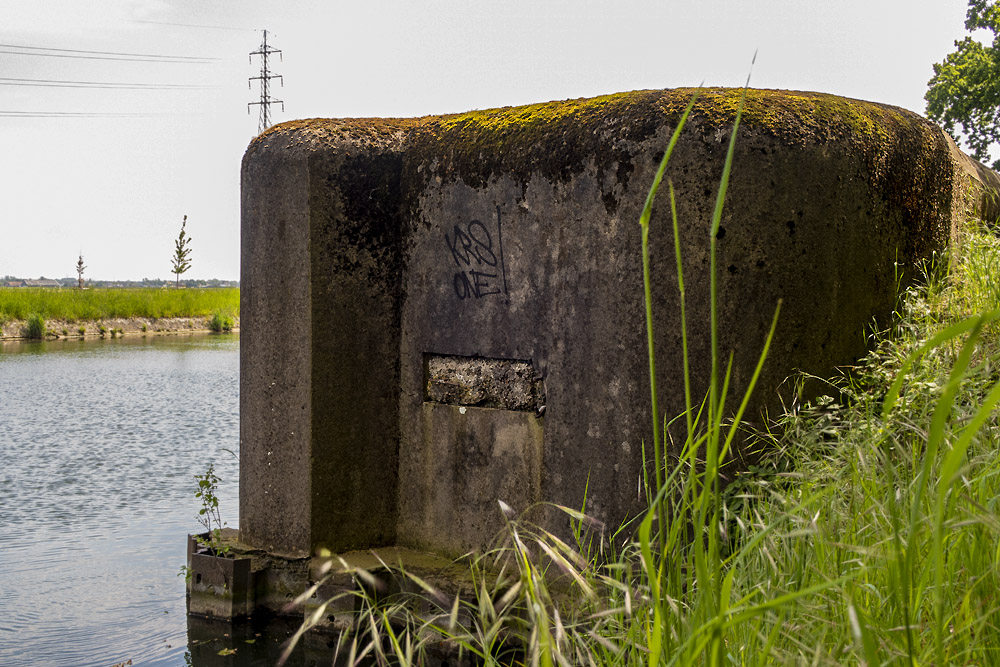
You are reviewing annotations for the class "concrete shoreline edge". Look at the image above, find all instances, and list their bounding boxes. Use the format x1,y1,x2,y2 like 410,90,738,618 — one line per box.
0,316,240,341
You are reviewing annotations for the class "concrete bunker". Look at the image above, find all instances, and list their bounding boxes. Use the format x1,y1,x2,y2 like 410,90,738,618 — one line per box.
235,88,999,612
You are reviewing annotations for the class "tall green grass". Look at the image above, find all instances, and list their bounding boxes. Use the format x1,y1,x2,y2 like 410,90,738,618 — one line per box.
281,91,1000,666
0,287,239,321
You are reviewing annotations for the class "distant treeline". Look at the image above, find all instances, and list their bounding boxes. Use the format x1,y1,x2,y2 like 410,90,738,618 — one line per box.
0,287,239,321
1,276,238,289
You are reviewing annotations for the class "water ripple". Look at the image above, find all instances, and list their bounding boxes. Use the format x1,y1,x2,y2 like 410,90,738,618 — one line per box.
0,334,240,667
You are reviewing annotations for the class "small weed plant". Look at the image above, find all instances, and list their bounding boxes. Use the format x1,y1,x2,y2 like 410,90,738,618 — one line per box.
194,464,230,558
281,88,1000,666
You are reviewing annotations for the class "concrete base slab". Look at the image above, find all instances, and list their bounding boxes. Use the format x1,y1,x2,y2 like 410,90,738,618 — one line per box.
186,532,253,620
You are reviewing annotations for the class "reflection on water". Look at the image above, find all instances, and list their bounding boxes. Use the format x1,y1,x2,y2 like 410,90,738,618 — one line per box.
186,615,313,666
0,334,243,666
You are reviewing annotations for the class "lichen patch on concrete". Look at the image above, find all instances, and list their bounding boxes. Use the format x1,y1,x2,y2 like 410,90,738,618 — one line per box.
425,354,543,412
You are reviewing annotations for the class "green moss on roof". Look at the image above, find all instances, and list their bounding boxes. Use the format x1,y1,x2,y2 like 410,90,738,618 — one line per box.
248,89,941,177
395,88,946,192
245,88,955,243
409,90,666,189
252,88,935,150
246,117,426,159
680,88,910,141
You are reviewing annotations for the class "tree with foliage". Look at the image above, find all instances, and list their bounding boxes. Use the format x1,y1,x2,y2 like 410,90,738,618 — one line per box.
76,253,86,289
926,0,1000,168
172,215,193,288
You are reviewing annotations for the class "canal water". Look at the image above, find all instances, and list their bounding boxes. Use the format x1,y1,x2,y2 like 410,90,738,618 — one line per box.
0,334,293,666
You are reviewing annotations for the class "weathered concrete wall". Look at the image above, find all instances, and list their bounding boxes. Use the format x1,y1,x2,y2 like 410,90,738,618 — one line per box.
240,128,312,554
240,120,417,555
409,403,544,554
241,88,999,558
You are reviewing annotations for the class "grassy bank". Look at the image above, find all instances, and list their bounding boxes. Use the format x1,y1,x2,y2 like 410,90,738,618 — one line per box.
282,90,1000,666
0,287,239,322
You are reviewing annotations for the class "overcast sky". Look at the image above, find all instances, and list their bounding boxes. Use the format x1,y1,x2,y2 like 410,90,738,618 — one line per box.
0,0,974,281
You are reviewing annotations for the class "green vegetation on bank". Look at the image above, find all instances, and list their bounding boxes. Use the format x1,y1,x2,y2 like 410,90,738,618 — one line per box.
282,90,1000,666
0,287,239,322
208,310,235,333
24,313,45,339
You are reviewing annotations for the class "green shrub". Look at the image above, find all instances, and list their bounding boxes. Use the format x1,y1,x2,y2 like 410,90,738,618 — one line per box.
78,326,86,336
208,311,234,333
25,313,45,339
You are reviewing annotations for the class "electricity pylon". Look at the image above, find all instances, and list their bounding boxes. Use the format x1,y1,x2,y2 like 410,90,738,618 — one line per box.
248,29,283,135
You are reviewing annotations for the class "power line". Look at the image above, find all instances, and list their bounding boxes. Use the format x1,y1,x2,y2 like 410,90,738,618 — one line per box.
248,30,283,135
0,111,206,117
0,49,214,64
0,76,214,90
132,20,256,32
0,42,217,60
0,42,217,63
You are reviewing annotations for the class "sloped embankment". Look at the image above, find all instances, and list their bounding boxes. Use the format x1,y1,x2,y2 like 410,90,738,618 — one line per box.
1,316,239,340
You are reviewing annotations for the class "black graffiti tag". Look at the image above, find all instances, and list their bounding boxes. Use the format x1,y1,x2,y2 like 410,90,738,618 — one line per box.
453,270,500,299
445,211,508,300
446,220,497,269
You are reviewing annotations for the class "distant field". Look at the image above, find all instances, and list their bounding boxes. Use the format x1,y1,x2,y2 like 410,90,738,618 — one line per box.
0,288,240,321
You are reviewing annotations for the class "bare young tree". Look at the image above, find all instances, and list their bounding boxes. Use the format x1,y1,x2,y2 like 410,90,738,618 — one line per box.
76,254,86,289
172,215,192,288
